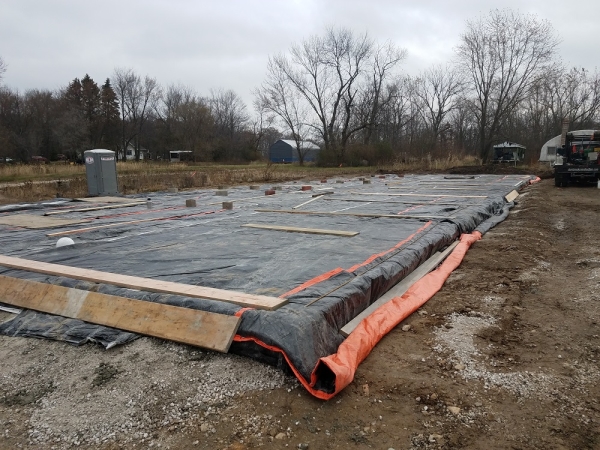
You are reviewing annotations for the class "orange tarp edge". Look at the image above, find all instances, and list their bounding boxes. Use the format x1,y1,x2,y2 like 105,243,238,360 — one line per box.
317,231,482,398
233,231,482,400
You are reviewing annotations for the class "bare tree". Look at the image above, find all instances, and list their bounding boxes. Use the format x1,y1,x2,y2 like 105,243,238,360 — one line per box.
209,89,249,160
412,65,464,151
0,57,7,83
271,28,373,161
154,84,214,161
112,68,160,161
544,66,600,132
255,58,311,164
456,9,559,162
209,88,248,138
361,42,407,145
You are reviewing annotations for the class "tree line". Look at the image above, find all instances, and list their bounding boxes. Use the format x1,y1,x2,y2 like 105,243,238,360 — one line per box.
1,9,599,165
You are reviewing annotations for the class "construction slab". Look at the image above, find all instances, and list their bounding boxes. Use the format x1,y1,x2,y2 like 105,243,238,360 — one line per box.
0,275,240,352
0,173,537,399
0,214,87,229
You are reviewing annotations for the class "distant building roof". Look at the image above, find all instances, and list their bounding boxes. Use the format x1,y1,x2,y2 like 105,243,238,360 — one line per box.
493,141,526,149
277,140,320,150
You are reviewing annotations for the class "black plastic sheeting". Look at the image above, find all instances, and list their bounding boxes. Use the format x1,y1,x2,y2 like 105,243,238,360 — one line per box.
0,174,535,393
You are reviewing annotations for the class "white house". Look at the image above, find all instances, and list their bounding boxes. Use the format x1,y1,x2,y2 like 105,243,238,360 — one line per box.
118,144,149,161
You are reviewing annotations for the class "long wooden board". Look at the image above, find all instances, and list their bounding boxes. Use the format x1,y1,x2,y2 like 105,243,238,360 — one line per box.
321,198,465,206
0,255,286,310
0,275,240,352
0,214,87,229
44,202,146,215
356,192,487,199
47,217,161,236
255,209,448,220
242,223,359,237
75,196,137,204
292,195,324,210
340,241,459,337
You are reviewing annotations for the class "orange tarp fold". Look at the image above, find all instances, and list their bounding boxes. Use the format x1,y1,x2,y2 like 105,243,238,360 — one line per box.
316,231,482,398
233,232,482,400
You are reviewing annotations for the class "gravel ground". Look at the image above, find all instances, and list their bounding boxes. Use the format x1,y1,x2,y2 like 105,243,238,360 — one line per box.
1,178,600,449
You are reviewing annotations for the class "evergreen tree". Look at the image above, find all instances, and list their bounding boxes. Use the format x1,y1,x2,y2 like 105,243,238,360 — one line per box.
100,78,120,149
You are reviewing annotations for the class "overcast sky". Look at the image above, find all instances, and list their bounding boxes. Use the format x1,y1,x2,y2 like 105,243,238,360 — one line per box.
0,0,596,109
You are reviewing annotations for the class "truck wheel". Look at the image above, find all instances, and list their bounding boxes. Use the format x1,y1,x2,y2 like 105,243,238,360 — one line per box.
555,176,562,187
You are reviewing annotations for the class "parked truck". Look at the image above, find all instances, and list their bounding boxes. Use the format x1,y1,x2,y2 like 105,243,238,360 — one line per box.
554,128,600,187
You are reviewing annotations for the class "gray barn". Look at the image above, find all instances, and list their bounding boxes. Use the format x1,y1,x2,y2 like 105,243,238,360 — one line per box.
268,140,320,163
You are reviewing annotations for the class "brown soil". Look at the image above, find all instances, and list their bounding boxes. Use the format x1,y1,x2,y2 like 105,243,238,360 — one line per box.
1,179,599,449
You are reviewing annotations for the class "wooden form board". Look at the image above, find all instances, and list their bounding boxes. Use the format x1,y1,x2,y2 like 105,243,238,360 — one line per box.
355,192,487,199
75,196,137,204
340,241,459,337
242,223,359,237
0,275,240,352
45,202,146,215
292,195,324,210
255,209,448,220
321,198,465,206
0,214,87,229
207,194,267,206
0,255,287,311
505,190,519,202
47,217,162,237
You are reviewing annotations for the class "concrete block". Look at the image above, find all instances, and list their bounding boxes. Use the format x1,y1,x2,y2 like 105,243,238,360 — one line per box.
336,180,344,184
320,179,328,183
363,179,371,184
265,189,276,196
215,190,228,196
272,186,283,190
167,187,178,193
185,199,197,207
249,185,261,190
222,201,234,210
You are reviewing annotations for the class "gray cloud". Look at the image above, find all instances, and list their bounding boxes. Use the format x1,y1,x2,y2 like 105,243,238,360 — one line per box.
1,0,596,108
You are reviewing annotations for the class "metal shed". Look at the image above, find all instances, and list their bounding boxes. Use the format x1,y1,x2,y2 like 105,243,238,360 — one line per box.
540,130,597,163
269,140,320,163
493,141,525,164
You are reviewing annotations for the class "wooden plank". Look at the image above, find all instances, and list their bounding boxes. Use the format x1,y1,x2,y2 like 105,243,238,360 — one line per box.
255,209,448,220
0,214,88,229
0,255,287,311
75,196,136,203
292,195,324,210
44,202,146,215
47,217,162,236
340,242,459,337
242,223,359,237
321,198,465,206
206,194,267,206
0,275,240,352
505,190,519,202
355,192,487,199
